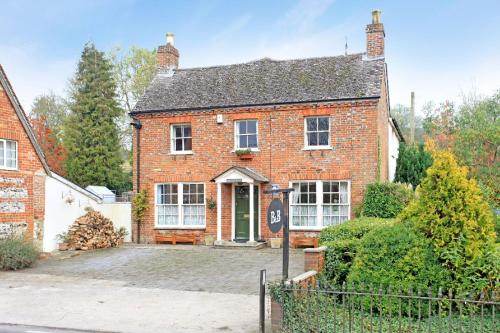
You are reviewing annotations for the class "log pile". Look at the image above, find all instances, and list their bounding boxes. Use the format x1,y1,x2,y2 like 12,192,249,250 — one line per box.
67,211,122,251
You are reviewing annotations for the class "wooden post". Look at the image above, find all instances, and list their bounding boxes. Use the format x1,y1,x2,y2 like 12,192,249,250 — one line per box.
410,91,415,144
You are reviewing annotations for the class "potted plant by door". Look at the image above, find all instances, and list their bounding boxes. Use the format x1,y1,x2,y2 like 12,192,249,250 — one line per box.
55,232,70,251
270,235,283,249
235,148,253,160
205,234,215,246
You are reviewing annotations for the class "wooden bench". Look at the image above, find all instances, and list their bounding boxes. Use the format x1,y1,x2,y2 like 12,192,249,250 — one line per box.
155,233,197,245
292,237,319,248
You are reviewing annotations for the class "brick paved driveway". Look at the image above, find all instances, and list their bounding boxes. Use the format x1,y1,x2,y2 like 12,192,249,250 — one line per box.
21,245,304,295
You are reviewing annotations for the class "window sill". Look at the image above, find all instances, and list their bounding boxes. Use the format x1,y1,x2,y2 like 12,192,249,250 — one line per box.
290,227,324,231
170,151,193,156
231,148,260,153
0,166,18,171
302,146,332,151
154,226,206,230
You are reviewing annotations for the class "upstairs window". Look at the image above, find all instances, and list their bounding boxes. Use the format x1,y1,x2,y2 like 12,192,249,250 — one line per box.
235,120,258,150
0,139,17,170
305,117,330,148
171,124,192,153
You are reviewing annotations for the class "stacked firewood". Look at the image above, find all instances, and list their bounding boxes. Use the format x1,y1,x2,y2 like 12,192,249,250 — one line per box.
67,211,122,251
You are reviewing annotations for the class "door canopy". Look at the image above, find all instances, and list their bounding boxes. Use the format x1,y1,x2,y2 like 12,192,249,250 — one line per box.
212,166,269,184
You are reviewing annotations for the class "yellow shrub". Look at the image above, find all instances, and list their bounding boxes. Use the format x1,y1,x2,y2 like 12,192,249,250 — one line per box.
399,142,496,289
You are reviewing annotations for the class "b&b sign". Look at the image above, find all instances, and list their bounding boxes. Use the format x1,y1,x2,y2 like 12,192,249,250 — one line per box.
267,198,284,233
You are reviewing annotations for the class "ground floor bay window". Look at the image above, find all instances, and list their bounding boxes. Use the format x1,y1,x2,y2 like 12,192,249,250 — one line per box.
290,180,350,229
155,183,205,228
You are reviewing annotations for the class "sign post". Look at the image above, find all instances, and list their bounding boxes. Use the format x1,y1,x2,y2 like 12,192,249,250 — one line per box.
265,187,294,280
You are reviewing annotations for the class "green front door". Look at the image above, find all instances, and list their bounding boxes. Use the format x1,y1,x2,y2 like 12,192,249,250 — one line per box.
234,185,259,241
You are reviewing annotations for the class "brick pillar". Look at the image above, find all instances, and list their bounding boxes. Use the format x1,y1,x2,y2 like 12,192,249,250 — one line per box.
271,298,283,333
304,246,327,272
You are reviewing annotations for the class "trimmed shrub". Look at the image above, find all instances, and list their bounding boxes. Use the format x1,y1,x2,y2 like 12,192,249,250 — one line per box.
319,217,396,286
399,144,497,291
394,143,433,188
361,182,414,218
0,238,39,270
347,223,452,315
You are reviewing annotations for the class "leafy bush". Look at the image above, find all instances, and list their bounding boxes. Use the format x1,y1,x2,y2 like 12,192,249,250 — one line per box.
399,143,497,291
347,223,452,315
319,217,396,286
394,143,433,188
361,182,414,218
0,238,39,270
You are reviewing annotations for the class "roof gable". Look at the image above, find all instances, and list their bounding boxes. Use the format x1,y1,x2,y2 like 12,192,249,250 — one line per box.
0,65,51,175
132,53,385,114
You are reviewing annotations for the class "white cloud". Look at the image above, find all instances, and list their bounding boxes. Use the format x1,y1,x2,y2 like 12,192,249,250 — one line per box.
279,0,336,32
0,44,75,111
211,14,253,45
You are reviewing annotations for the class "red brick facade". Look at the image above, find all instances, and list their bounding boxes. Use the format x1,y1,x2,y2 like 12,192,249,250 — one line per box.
132,96,390,243
0,68,48,245
131,10,392,244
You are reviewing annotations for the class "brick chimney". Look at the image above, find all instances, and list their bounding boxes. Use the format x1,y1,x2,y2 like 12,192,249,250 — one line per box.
157,32,179,69
366,10,385,58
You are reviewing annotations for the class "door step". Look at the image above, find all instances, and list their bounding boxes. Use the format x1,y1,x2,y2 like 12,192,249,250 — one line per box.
214,240,267,249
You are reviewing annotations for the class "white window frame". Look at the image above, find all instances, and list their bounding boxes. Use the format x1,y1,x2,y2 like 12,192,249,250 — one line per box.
170,123,193,155
0,139,18,170
155,182,206,229
303,116,332,150
289,180,351,231
234,119,259,151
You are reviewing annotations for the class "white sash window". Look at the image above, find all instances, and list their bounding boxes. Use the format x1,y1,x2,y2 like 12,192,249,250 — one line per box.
290,180,350,229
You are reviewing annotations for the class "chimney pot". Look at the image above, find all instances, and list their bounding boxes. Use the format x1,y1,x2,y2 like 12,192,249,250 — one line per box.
372,9,381,24
166,32,174,46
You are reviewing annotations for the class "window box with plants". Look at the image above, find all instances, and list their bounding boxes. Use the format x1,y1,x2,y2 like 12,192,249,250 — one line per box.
235,148,253,160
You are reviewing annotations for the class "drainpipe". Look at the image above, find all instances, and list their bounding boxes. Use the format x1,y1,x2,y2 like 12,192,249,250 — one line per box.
130,118,142,243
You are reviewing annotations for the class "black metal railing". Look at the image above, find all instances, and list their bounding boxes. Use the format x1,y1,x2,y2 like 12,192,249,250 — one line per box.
270,282,498,332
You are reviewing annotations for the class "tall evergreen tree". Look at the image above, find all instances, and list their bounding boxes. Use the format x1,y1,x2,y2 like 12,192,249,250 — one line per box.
394,143,432,188
63,43,127,192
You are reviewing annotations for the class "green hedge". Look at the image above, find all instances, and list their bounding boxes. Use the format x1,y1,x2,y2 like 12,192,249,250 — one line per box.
319,217,396,286
0,238,39,270
347,223,451,315
361,182,414,218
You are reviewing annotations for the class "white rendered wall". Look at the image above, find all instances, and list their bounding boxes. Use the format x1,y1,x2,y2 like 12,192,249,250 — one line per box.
388,120,400,182
43,175,131,252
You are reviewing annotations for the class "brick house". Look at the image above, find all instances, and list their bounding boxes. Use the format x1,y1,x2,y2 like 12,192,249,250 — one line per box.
0,65,50,246
130,10,404,245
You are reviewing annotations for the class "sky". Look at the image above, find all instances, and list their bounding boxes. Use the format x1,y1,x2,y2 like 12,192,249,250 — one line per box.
1,0,499,115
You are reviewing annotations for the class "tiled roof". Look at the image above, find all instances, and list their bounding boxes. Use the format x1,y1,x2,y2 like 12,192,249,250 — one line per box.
132,53,384,113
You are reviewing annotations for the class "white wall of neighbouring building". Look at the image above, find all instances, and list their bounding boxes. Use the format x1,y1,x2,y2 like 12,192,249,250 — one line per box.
388,119,401,182
43,173,131,252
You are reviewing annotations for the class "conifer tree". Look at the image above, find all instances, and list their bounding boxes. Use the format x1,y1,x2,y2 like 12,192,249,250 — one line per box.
394,143,432,188
63,43,126,192
400,142,496,288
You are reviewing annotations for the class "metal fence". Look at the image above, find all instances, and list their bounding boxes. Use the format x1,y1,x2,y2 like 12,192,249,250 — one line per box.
269,281,498,333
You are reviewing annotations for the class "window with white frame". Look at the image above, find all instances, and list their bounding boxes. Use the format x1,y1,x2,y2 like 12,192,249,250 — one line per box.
305,117,330,148
171,124,192,153
235,120,258,149
322,181,350,226
0,139,17,170
291,182,317,227
290,180,350,228
156,183,205,227
182,184,205,225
